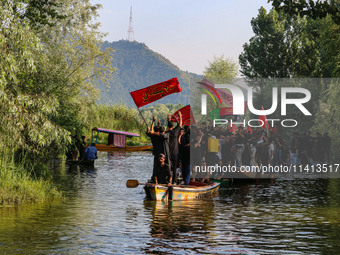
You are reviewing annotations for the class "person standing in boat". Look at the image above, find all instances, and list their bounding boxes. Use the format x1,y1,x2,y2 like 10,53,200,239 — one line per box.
85,143,98,161
79,135,88,160
179,125,190,185
147,117,171,182
146,115,162,182
166,111,182,184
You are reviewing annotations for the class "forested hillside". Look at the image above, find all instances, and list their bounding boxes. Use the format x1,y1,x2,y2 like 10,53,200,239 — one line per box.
98,40,202,106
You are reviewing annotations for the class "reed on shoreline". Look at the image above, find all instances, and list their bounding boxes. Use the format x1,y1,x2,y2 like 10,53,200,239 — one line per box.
0,150,61,207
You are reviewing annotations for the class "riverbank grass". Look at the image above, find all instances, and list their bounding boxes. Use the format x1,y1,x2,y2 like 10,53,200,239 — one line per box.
0,161,61,207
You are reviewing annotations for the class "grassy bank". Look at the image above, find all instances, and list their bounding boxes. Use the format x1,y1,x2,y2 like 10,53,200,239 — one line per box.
0,158,61,207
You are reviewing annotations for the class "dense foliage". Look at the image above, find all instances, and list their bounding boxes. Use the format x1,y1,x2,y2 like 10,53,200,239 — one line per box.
239,3,340,158
1,0,114,156
239,7,339,78
269,0,340,24
0,0,113,205
203,55,238,83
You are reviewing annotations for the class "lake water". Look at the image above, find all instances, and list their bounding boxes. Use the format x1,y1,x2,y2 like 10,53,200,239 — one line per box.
0,151,339,254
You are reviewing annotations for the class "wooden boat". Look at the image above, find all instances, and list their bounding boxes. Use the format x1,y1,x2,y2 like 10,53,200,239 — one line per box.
144,182,220,201
91,127,152,152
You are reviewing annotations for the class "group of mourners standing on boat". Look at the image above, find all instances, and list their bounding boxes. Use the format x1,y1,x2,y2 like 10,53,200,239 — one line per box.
146,111,191,187
190,123,332,171
146,114,333,185
66,135,98,162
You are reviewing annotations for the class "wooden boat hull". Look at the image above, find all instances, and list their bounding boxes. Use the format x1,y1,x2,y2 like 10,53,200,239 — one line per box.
144,182,220,201
95,144,153,152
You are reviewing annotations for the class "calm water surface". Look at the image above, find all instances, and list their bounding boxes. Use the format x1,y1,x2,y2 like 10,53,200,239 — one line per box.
0,151,339,254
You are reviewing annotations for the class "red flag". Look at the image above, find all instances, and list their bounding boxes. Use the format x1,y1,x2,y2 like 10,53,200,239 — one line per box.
228,122,237,134
199,79,233,106
247,126,253,134
171,105,195,126
272,125,277,134
130,78,182,108
258,106,270,130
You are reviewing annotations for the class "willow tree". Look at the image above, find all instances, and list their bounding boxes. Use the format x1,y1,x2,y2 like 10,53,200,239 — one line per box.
0,1,114,161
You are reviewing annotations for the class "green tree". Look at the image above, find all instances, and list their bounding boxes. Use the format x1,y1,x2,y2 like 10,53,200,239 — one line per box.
317,16,340,77
204,55,238,83
1,0,114,160
12,0,67,29
313,79,340,160
239,7,339,78
239,8,322,78
268,0,340,24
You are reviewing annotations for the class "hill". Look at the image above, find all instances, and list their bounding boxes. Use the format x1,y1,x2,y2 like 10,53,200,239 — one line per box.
97,40,202,106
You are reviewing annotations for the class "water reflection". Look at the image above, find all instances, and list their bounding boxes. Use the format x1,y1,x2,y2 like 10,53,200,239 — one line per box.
0,152,339,254
143,200,216,254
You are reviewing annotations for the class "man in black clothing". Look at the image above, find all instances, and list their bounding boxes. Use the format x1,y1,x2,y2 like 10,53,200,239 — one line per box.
179,126,190,185
79,135,87,160
166,111,182,184
147,118,171,180
233,127,247,167
154,153,173,200
222,134,233,166
146,115,161,182
154,153,172,185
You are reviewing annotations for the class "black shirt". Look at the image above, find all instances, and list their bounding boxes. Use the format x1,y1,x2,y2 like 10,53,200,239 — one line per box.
167,125,180,168
147,132,162,156
235,133,247,145
154,162,172,184
222,141,233,163
168,125,180,157
180,132,190,165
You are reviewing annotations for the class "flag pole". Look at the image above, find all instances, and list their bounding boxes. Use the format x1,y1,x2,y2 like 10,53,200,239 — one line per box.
137,107,148,127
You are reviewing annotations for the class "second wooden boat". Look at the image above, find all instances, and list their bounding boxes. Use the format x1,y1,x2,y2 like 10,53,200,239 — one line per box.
91,127,152,152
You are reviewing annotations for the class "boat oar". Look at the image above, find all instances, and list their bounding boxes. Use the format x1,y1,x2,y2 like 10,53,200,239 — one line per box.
126,179,147,188
126,179,166,188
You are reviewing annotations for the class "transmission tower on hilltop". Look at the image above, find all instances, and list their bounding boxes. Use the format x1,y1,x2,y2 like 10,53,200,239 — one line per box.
127,6,134,42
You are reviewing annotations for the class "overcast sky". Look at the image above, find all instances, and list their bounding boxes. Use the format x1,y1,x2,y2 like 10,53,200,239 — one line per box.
92,0,271,75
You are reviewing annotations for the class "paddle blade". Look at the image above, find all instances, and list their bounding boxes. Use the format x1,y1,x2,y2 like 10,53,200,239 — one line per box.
126,179,139,188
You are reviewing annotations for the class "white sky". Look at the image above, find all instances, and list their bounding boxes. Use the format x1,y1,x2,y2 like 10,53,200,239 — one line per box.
92,0,271,75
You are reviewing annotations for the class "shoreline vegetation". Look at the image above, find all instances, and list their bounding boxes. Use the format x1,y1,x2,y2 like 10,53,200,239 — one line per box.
0,150,61,206
0,1,115,207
